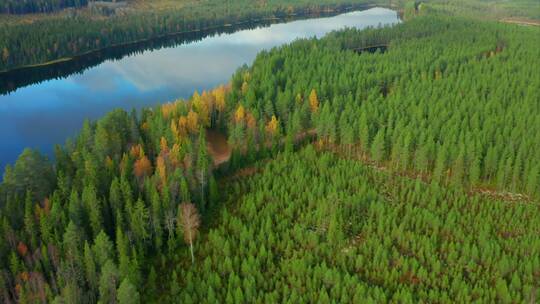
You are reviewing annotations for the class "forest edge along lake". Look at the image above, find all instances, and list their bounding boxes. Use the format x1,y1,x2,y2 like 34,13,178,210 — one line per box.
0,5,399,95
0,7,400,174
0,3,393,76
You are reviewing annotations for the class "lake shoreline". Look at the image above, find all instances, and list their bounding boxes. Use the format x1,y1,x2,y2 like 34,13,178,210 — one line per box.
0,3,398,75
0,7,400,174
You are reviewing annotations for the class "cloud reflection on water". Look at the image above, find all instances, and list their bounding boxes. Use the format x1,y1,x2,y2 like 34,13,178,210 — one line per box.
0,7,399,171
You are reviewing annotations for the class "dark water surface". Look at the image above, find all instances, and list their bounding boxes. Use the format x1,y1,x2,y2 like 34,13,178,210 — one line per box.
0,7,399,172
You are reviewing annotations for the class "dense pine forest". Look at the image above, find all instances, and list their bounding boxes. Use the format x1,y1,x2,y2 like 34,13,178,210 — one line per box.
1,0,540,303
176,148,539,303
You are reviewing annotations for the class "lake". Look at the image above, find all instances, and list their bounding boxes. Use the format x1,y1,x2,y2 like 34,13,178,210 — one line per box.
0,7,399,172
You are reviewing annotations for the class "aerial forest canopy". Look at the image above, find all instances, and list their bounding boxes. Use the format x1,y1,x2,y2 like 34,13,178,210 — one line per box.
1,1,540,303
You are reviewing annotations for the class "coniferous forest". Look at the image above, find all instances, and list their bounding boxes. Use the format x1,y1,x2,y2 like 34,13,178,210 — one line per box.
1,0,540,303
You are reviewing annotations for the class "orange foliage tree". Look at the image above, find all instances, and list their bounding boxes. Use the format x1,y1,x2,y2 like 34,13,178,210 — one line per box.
161,102,177,120
170,143,182,168
178,116,189,138
160,137,169,155
17,242,28,257
134,155,152,180
130,144,143,159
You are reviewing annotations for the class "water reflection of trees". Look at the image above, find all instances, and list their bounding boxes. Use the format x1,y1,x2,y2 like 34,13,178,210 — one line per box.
0,10,357,96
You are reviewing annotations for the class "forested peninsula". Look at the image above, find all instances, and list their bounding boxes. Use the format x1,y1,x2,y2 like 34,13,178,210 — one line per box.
1,0,540,303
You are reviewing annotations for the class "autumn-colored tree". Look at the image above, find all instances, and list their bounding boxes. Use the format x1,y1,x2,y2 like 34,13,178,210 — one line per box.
234,105,245,124
161,103,176,120
20,271,29,282
214,85,226,112
130,144,143,159
187,110,199,134
134,156,152,180
201,90,215,110
17,242,28,257
160,137,169,155
170,143,182,168
266,115,279,137
178,116,188,138
309,89,319,113
156,156,167,187
178,203,200,264
170,120,179,140
191,91,201,105
198,91,214,126
192,91,210,127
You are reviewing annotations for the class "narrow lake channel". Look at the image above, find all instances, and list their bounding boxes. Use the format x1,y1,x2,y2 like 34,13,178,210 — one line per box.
0,7,399,171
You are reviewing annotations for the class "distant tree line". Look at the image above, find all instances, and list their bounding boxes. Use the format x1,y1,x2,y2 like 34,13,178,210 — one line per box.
0,0,89,14
0,15,309,94
0,0,380,71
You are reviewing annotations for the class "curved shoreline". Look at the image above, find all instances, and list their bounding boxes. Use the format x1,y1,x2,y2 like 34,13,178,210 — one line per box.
0,3,395,74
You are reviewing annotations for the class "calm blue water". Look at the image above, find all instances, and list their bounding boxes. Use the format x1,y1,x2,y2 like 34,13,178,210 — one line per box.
0,7,399,172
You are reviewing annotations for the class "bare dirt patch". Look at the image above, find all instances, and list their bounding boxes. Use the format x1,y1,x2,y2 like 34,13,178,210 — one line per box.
206,129,231,166
500,18,540,26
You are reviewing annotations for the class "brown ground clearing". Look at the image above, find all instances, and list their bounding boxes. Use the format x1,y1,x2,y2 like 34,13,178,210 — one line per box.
500,18,540,26
206,129,231,166
206,128,316,167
